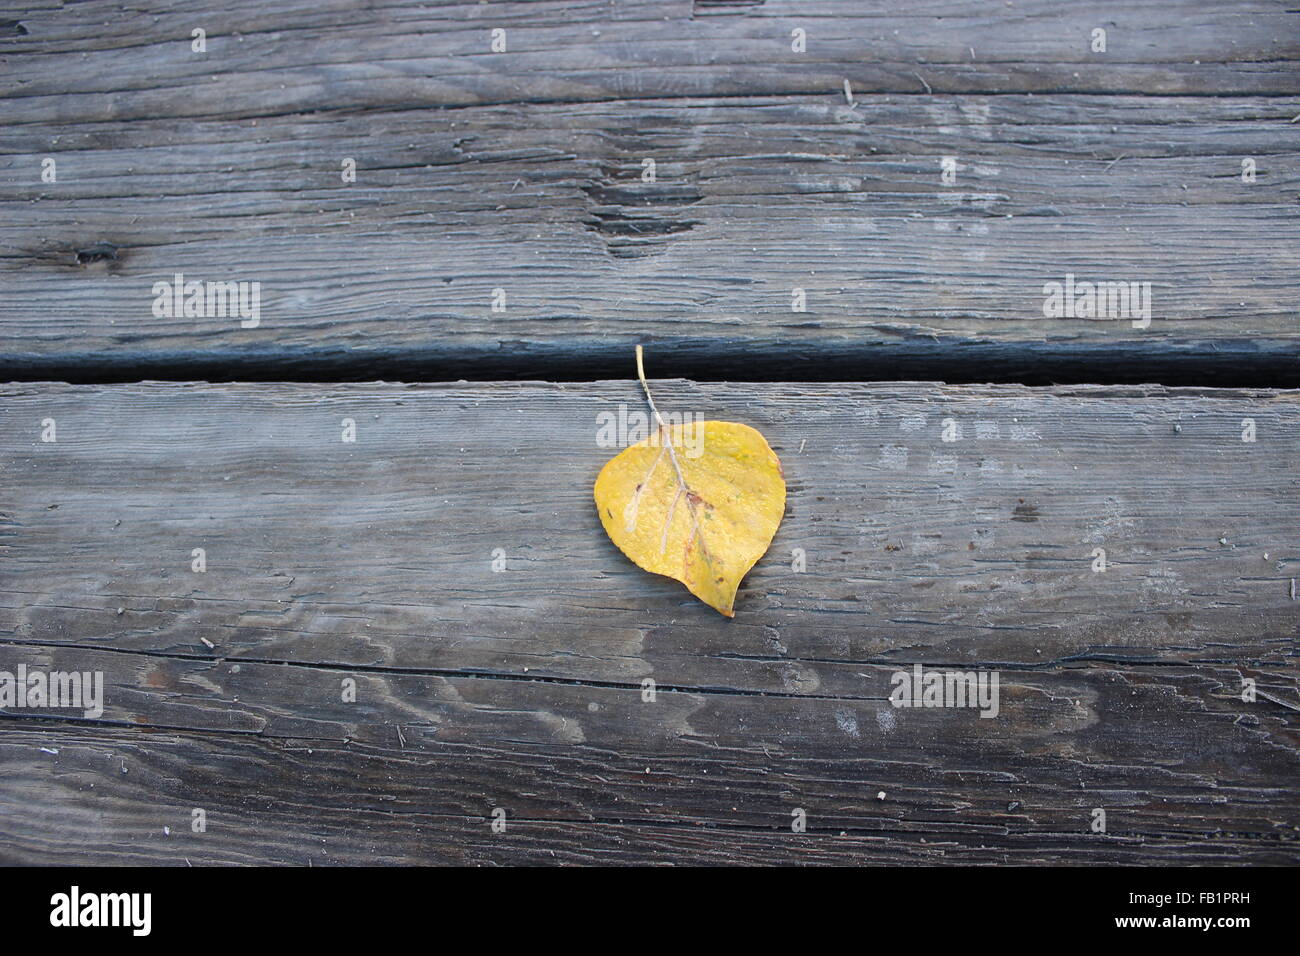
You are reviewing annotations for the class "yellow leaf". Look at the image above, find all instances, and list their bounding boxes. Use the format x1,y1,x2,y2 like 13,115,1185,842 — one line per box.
594,417,786,618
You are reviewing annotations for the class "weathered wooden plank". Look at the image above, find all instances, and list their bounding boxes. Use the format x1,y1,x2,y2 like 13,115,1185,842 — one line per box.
3,0,1297,125
1,380,1296,863
11,727,1025,865
3,0,1298,379
3,652,1298,864
2,380,1296,676
2,95,1297,380
1,660,1296,866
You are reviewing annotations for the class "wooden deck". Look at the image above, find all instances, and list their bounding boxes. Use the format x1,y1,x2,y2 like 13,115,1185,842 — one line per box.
1,1,1297,865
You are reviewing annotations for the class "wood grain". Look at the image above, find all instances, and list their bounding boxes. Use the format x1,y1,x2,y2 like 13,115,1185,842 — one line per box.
6,0,1298,118
2,1,1298,381
1,380,1296,864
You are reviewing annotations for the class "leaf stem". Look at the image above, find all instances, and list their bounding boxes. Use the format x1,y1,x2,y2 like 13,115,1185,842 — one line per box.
635,344,667,430
634,346,711,566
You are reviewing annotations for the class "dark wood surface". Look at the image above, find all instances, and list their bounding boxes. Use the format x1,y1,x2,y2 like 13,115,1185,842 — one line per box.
1,1,1297,866
1,381,1297,864
2,1,1298,382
